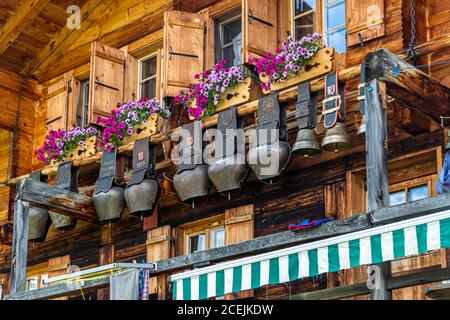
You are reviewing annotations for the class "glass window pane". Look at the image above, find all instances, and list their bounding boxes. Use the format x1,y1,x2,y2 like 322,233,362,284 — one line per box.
294,0,316,16
220,18,242,67
141,56,157,80
408,184,429,202
189,233,206,253
27,277,38,291
326,27,346,53
389,190,406,206
140,78,156,99
211,228,225,249
325,2,345,30
222,18,241,44
294,12,315,40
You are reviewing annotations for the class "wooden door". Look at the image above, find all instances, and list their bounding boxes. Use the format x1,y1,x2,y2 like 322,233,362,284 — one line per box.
225,204,254,299
163,10,205,98
146,225,172,299
242,0,278,62
346,0,385,47
89,41,126,124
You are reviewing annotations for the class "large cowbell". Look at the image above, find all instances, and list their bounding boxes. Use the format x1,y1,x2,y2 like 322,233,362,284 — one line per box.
321,73,351,152
93,148,125,223
124,138,160,218
173,121,210,207
49,162,79,230
292,81,321,158
208,107,248,198
247,93,291,182
28,171,50,241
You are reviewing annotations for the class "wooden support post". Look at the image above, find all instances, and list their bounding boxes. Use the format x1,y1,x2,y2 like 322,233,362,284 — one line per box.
365,79,391,300
97,244,114,300
9,179,29,295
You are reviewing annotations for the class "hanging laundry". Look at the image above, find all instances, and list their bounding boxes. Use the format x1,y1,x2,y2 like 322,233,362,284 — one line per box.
288,218,334,232
110,269,140,300
436,151,450,194
138,259,150,300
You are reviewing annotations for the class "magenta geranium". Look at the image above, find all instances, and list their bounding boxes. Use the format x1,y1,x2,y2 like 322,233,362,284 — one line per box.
35,126,98,164
173,59,251,121
249,34,323,90
97,97,170,151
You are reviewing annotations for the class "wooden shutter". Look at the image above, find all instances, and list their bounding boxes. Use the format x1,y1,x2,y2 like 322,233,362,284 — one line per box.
225,204,254,299
346,0,385,47
242,0,278,63
123,46,138,103
146,225,172,299
0,129,11,224
89,41,126,124
163,10,205,98
45,72,79,132
48,255,71,300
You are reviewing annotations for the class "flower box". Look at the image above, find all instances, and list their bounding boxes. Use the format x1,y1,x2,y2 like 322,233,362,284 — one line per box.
188,77,257,120
122,114,170,145
67,136,98,161
260,47,335,94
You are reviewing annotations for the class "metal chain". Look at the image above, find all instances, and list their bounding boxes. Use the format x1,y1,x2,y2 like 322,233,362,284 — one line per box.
406,0,417,62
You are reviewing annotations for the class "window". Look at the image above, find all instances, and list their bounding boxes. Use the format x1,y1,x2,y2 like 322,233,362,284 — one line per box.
389,183,430,206
138,54,157,100
215,13,242,67
26,276,39,291
291,0,346,53
323,0,346,53
182,215,226,255
76,79,89,128
292,0,316,40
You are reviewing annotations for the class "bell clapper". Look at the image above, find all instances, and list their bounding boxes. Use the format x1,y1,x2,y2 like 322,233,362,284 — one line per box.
140,214,143,222
192,200,195,209
228,192,231,201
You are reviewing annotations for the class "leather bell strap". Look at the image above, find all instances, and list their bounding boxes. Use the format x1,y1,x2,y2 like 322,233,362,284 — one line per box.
357,63,366,115
322,73,346,128
94,148,119,195
295,81,317,130
217,107,239,158
128,138,157,187
177,121,203,174
56,161,79,192
256,93,287,144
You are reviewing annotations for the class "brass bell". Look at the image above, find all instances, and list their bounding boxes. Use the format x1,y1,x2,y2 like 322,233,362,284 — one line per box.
49,211,76,230
173,164,210,207
292,129,321,158
28,207,49,241
357,114,366,137
321,122,351,153
208,154,247,197
248,141,291,181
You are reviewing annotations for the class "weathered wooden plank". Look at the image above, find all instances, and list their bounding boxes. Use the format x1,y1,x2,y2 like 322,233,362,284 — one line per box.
9,179,29,294
20,178,99,224
283,282,370,300
365,79,391,300
365,48,450,123
5,277,109,300
424,283,450,300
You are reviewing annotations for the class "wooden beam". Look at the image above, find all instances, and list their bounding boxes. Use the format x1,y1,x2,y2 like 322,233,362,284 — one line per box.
365,79,391,300
281,267,450,300
0,0,51,56
5,277,109,300
365,48,450,124
20,178,99,224
424,283,450,300
9,179,29,294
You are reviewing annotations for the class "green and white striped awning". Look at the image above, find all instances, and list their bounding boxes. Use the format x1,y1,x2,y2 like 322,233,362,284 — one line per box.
171,210,450,300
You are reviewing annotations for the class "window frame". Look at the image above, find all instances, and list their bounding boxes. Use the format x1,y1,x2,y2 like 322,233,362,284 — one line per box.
137,52,158,100
181,214,225,255
76,78,90,129
215,12,242,67
322,0,346,52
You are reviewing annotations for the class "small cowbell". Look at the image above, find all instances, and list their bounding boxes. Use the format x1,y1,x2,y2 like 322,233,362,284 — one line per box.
93,148,125,223
207,107,248,197
292,82,321,158
321,122,351,152
49,162,78,230
124,139,160,218
173,121,210,207
27,171,49,241
247,93,291,182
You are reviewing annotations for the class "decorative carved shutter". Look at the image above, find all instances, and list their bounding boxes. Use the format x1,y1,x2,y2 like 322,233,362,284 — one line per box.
242,0,278,63
45,74,76,131
225,204,254,299
146,225,172,299
346,0,385,47
163,10,205,98
48,255,71,300
89,41,126,124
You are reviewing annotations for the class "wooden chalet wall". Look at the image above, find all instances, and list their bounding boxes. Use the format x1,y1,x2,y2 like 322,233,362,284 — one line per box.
0,0,449,300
